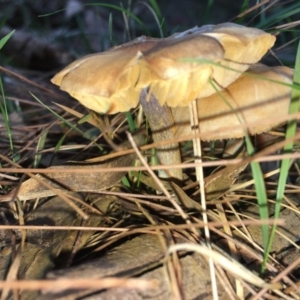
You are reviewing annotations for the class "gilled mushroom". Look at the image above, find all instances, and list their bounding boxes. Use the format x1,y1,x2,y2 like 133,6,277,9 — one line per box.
51,23,276,180
138,23,276,106
137,23,275,179
172,64,293,140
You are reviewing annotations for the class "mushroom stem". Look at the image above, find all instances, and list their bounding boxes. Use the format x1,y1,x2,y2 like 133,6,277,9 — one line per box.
140,89,183,180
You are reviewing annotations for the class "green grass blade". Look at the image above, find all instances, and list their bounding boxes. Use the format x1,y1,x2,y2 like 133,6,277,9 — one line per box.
203,0,214,24
30,93,103,151
244,137,269,252
149,0,162,21
54,131,69,153
108,13,113,45
0,28,16,163
121,175,131,188
256,2,300,29
125,111,136,132
34,130,48,168
136,2,163,38
263,40,300,272
0,76,15,159
235,0,249,24
0,30,14,50
209,78,269,253
148,0,166,36
40,3,150,35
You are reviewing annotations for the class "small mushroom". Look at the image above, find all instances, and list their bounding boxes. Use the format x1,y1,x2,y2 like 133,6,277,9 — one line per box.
172,64,293,140
51,23,275,180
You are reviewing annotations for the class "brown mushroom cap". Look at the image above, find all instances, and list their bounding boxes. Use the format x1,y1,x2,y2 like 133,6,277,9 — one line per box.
51,36,161,114
138,23,276,107
172,64,293,140
52,23,275,114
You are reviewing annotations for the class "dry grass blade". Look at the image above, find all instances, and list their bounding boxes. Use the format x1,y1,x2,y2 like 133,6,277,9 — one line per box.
0,246,22,300
168,243,282,290
188,99,218,299
126,131,200,239
0,278,159,292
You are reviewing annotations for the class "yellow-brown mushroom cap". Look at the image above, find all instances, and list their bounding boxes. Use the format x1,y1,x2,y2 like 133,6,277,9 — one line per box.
51,36,161,114
51,24,276,115
172,64,293,140
138,23,276,107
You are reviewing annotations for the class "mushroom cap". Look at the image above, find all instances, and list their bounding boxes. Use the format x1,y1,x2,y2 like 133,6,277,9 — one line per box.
51,36,161,114
139,23,276,107
51,23,275,114
172,64,293,140
136,33,224,106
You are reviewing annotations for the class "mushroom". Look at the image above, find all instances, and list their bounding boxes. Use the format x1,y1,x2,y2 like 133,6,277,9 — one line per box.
172,64,293,140
137,23,275,179
137,23,276,106
51,23,275,180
